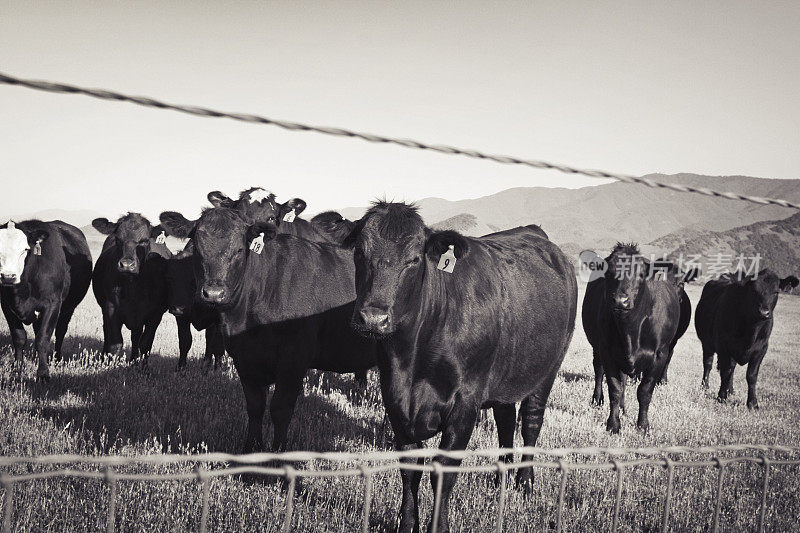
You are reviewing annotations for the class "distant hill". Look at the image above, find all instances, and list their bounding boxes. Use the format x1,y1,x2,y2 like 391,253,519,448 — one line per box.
429,213,498,235
338,174,800,253
651,212,800,279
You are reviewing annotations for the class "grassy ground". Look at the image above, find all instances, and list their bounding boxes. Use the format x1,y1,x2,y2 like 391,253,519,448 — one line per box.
1,282,799,532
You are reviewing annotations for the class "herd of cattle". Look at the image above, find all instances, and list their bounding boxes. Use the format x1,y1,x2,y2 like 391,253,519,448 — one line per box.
0,187,797,532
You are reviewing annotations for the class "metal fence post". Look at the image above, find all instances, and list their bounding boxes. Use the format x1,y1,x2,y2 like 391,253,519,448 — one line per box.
104,467,117,533
661,457,675,533
359,465,373,533
758,455,771,533
1,475,13,533
494,461,508,533
281,465,297,533
611,459,624,532
430,462,444,533
711,458,726,533
555,460,570,533
195,466,211,533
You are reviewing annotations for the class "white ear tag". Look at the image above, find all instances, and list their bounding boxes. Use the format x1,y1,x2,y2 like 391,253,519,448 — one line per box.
437,245,456,273
249,232,265,255
155,231,166,244
33,240,42,256
283,209,296,223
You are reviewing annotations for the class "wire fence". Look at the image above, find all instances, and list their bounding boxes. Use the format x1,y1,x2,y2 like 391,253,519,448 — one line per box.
1,444,799,533
1,71,799,211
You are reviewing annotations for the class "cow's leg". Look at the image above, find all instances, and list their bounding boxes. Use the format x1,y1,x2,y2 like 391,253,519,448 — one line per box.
746,356,764,410
591,352,605,406
659,347,675,385
32,306,58,382
517,394,546,490
429,407,480,533
176,315,192,369
727,366,735,396
2,303,27,363
396,438,424,533
53,305,76,361
269,372,304,452
701,344,714,389
101,304,124,357
129,322,143,363
492,403,516,485
206,323,224,369
635,369,659,433
240,378,267,452
138,314,163,365
717,354,735,403
605,365,625,433
355,370,368,387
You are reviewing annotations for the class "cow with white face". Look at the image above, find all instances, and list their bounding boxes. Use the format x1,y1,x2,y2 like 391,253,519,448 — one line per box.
0,220,92,381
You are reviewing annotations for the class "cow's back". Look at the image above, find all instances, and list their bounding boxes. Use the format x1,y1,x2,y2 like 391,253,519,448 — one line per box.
695,277,731,344
49,221,92,308
449,226,577,403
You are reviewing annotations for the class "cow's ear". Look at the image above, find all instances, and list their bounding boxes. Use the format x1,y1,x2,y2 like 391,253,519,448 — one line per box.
246,222,277,244
207,191,235,208
780,275,799,292
425,230,469,261
150,224,168,239
159,212,197,239
281,198,307,217
340,218,364,249
92,217,118,235
683,267,701,284
26,228,49,246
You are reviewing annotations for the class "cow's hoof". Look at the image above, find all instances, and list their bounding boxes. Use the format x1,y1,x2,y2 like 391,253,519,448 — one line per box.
515,469,535,496
716,396,727,404
636,423,650,434
747,402,759,411
701,380,709,390
606,421,621,434
591,396,604,407
36,372,50,383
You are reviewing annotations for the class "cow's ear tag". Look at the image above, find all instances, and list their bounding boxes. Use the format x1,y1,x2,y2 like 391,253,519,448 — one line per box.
155,231,166,245
33,240,42,256
283,209,296,223
437,245,456,273
249,232,265,255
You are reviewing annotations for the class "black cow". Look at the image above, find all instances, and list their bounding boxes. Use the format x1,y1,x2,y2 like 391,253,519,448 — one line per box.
310,211,357,245
91,213,170,362
338,202,577,533
158,207,377,453
582,243,681,434
206,187,322,241
0,220,92,380
695,269,798,409
166,240,225,369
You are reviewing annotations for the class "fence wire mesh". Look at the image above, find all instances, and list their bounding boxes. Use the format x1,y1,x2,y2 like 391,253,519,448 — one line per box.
1,445,798,532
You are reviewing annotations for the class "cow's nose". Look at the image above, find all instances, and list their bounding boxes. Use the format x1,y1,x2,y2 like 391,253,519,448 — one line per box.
359,306,391,333
614,295,632,309
201,285,226,303
118,258,137,272
759,308,771,319
0,273,17,284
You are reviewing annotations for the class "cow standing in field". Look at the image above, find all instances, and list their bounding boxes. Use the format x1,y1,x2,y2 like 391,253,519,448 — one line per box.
695,269,798,409
91,213,170,362
158,207,378,453
0,220,92,381
582,243,681,434
337,202,576,533
166,240,225,370
587,260,698,404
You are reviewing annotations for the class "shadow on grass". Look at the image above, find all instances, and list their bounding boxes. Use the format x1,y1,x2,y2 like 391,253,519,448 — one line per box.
16,354,382,457
560,370,593,383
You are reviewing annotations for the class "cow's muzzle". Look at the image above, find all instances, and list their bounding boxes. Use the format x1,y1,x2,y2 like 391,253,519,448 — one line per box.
0,272,19,285
354,305,392,337
200,284,227,305
117,258,139,274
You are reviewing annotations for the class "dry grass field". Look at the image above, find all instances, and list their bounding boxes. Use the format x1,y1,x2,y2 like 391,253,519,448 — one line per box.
1,281,799,532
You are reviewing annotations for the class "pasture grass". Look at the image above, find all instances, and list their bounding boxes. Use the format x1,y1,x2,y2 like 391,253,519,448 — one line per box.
1,283,799,531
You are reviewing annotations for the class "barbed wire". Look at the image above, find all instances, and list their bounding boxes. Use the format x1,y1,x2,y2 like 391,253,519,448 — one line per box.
1,71,798,211
1,445,798,533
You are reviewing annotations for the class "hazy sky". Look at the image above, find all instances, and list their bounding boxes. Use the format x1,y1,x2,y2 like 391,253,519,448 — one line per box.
2,1,799,221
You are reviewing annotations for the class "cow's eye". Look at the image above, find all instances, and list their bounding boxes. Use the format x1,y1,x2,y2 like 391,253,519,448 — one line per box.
406,256,421,265
139,239,150,245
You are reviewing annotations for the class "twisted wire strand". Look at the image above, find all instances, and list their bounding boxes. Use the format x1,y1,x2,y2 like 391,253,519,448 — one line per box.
2,71,798,211
0,444,797,472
